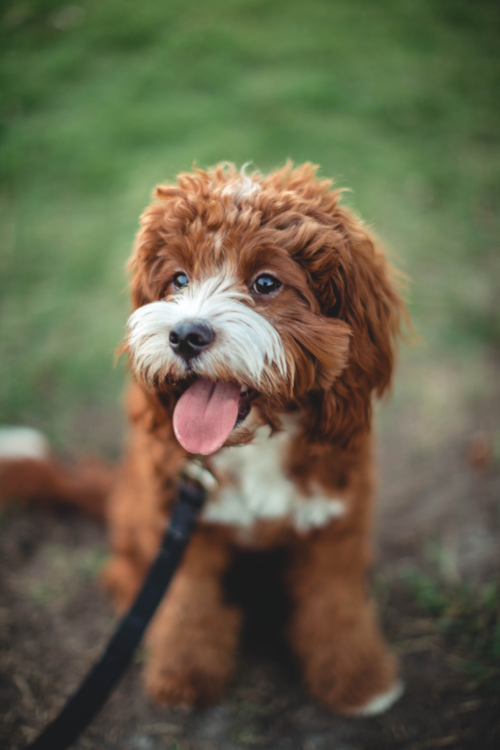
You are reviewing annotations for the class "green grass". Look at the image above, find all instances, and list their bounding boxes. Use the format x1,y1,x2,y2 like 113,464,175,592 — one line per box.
0,0,499,452
402,568,500,689
26,542,108,608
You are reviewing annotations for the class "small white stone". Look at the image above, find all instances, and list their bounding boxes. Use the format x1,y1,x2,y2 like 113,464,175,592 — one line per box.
0,427,50,460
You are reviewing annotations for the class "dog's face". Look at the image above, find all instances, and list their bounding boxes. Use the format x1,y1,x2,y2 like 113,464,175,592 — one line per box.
126,163,405,454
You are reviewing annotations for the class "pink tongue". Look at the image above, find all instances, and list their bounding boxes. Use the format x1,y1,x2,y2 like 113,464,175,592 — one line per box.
173,377,241,455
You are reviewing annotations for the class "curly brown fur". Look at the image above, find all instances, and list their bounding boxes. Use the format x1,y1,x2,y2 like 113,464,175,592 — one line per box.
105,162,407,712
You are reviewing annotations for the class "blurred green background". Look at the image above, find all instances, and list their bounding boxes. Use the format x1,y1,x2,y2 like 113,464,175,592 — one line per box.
0,0,499,456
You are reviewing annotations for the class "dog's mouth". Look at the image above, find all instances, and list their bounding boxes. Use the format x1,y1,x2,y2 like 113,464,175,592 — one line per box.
172,376,258,455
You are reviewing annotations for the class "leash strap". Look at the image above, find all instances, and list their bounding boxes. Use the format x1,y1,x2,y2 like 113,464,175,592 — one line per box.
25,464,213,750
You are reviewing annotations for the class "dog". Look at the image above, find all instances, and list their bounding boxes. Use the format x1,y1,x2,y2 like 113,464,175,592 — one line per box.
0,162,407,715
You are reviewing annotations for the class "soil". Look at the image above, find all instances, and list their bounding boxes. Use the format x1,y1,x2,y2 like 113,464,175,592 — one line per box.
1,356,499,750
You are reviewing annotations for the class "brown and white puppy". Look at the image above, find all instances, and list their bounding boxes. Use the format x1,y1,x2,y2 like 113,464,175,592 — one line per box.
100,162,406,714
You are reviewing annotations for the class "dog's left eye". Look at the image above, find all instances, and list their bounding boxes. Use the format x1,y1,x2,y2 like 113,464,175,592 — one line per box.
173,272,189,291
252,274,281,295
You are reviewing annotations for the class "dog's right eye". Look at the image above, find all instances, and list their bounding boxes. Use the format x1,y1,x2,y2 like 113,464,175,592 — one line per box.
252,274,281,295
173,272,189,291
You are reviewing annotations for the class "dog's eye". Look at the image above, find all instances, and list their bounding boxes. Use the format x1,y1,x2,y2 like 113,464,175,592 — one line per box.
252,274,281,295
173,272,189,291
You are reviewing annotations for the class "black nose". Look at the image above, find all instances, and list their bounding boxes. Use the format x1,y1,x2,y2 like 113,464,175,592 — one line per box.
169,320,215,361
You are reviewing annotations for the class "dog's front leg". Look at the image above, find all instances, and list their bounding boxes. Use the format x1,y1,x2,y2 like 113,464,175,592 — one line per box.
287,521,402,715
143,525,242,707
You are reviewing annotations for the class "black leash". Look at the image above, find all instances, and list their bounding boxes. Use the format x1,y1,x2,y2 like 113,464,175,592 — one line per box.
25,460,217,750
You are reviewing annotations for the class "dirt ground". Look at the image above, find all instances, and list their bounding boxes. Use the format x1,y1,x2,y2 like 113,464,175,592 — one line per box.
1,356,499,750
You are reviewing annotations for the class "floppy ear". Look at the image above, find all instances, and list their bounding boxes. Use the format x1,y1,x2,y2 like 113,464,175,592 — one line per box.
303,207,407,449
128,183,191,310
128,199,170,310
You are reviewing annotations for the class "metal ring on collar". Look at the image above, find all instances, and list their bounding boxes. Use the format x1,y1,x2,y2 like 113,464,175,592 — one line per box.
180,459,218,494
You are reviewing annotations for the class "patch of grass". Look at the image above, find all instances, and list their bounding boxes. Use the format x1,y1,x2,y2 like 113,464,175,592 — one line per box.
402,567,450,617
402,568,500,689
26,542,108,607
0,0,499,450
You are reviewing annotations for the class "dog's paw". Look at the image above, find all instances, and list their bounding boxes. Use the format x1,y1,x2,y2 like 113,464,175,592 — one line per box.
345,678,404,716
302,644,401,716
144,661,227,708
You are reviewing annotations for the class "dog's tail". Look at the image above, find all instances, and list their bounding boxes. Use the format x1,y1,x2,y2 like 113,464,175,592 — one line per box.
0,427,115,520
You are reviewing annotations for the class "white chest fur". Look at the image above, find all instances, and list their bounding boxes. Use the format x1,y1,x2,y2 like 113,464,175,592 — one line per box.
202,420,345,533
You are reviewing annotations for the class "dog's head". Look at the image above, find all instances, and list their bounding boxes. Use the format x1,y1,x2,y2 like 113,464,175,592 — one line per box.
126,163,406,455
